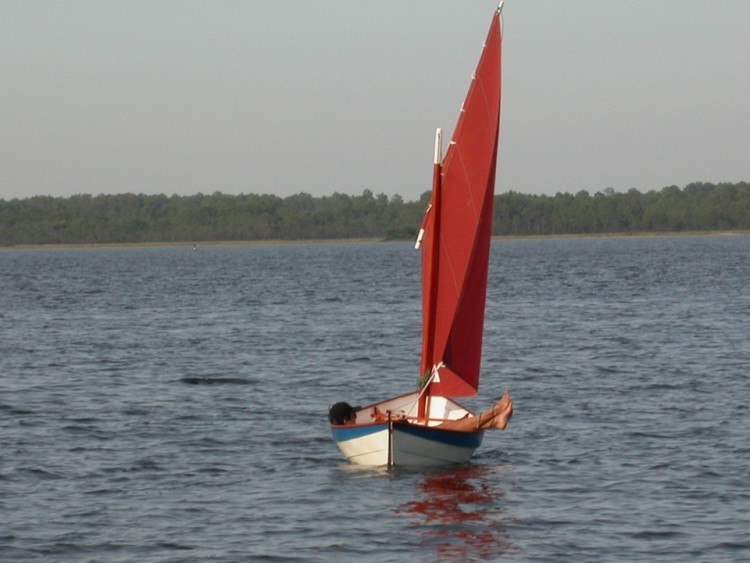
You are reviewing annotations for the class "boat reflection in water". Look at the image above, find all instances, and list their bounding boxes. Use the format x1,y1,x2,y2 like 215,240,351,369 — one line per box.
396,464,519,560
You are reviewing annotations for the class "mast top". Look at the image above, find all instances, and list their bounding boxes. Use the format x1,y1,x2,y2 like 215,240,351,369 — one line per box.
497,1,504,14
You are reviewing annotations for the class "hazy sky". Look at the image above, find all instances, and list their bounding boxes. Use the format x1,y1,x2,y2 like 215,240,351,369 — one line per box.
2,0,748,202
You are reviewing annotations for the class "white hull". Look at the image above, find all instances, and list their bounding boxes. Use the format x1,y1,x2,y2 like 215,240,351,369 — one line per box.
330,392,484,467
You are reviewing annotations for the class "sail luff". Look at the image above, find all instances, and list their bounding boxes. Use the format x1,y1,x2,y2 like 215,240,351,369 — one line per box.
418,158,442,418
420,130,443,381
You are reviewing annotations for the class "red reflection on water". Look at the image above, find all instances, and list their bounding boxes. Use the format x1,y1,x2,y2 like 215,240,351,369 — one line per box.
397,465,517,560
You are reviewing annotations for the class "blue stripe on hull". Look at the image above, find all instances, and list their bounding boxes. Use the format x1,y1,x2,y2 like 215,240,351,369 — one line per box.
393,423,484,449
331,423,387,443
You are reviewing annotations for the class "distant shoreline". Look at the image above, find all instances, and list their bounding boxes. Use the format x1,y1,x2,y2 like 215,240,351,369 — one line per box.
0,238,381,252
2,230,749,252
494,230,750,241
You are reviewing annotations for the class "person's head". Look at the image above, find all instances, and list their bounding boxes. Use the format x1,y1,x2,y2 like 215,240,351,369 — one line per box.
329,402,357,425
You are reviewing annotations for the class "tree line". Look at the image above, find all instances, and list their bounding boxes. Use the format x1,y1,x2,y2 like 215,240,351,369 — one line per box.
1,182,748,246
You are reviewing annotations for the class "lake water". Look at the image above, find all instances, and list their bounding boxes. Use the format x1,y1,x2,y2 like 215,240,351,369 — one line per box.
1,236,749,562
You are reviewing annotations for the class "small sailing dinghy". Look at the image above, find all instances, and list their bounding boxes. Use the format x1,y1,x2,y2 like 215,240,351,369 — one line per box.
330,3,505,467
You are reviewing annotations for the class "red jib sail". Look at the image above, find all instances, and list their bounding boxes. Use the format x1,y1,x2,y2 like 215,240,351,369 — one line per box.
419,9,502,398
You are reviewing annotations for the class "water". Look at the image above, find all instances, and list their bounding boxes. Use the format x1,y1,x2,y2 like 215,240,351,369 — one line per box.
1,236,749,562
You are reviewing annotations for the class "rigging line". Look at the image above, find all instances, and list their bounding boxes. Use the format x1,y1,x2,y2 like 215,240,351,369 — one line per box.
408,362,445,416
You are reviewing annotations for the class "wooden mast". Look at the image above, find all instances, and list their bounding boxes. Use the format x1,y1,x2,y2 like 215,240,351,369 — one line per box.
418,128,443,420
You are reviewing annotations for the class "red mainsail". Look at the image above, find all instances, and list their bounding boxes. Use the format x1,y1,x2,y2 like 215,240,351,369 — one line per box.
419,9,502,398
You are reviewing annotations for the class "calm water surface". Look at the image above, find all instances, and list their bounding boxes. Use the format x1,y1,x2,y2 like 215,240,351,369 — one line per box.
1,236,749,561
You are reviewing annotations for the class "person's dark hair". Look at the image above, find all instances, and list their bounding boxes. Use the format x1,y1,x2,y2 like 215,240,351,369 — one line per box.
329,402,356,425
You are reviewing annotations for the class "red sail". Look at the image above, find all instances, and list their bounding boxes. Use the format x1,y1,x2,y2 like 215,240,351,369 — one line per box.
419,10,502,398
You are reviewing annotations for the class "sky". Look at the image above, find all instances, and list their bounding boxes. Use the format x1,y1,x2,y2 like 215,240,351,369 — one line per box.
1,0,749,202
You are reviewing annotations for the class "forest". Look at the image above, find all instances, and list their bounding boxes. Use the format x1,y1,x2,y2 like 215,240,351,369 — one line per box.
1,181,748,247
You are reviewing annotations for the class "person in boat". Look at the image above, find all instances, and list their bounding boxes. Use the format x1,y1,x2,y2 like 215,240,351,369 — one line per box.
328,402,359,425
329,393,513,431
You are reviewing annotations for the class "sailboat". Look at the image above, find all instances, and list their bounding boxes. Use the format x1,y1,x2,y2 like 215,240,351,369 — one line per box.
330,3,504,467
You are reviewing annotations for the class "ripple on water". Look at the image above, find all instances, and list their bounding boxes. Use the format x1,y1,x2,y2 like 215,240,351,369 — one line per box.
1,238,749,560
